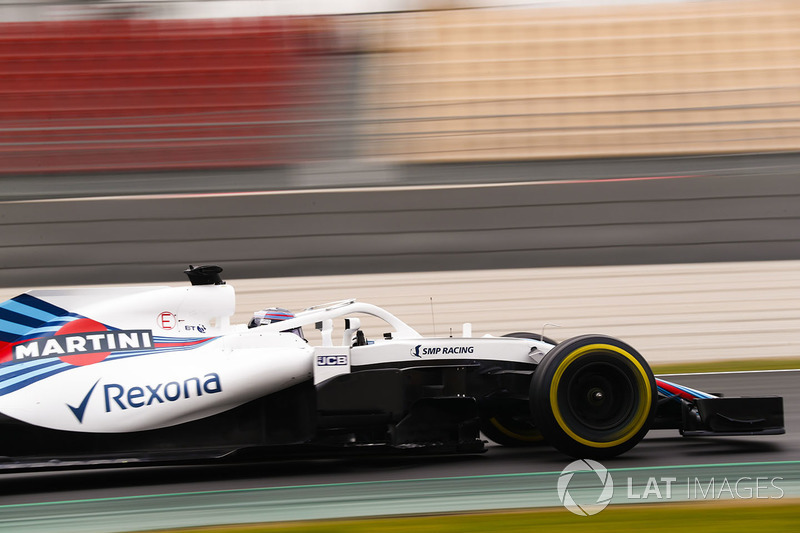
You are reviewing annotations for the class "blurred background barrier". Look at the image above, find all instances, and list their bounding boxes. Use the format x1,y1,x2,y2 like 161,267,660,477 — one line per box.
0,16,346,173
360,0,800,161
0,0,798,173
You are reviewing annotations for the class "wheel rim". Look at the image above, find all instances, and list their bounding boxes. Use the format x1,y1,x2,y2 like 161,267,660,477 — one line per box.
561,359,637,434
549,344,652,448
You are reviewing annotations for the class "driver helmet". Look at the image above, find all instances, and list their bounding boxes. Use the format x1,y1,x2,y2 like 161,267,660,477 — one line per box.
248,307,304,339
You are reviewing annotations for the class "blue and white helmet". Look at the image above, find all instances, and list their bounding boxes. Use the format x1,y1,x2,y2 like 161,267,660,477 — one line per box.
248,307,304,338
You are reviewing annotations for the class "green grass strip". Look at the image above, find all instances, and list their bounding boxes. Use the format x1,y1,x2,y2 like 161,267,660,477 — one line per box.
651,357,800,375
144,499,800,533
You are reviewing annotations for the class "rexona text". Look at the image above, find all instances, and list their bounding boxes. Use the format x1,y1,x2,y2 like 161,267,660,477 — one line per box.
14,330,153,361
104,373,222,412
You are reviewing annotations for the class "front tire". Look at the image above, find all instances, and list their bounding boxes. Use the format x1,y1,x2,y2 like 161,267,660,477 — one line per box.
530,335,656,458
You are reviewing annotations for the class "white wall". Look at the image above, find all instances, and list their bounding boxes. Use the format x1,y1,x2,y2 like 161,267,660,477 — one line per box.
4,260,798,364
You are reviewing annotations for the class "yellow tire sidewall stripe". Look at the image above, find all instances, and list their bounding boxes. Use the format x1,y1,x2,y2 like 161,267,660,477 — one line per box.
489,417,544,442
549,343,652,449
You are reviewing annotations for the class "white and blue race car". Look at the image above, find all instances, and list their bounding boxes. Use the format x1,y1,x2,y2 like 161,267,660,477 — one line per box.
0,266,784,468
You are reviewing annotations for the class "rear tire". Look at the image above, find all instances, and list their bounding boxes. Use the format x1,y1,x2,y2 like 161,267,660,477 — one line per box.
479,332,554,447
530,335,656,458
502,332,558,345
479,413,545,447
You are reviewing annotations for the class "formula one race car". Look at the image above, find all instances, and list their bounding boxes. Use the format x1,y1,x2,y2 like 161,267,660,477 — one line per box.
0,266,784,468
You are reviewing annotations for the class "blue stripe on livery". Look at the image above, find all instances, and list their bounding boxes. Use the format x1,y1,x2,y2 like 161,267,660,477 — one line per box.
0,365,73,397
0,309,43,329
0,330,19,343
657,386,680,400
152,336,210,343
0,360,65,390
1,300,58,322
0,294,70,345
0,358,61,381
669,381,714,399
0,319,32,340
656,378,715,400
10,294,67,317
0,336,220,397
11,315,83,343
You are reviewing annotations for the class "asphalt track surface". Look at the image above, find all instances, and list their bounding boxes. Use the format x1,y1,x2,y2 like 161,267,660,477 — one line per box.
2,152,800,287
5,152,800,202
0,371,795,511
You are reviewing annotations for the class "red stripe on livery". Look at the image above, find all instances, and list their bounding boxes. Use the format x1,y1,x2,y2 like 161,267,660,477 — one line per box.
154,338,215,349
656,378,700,400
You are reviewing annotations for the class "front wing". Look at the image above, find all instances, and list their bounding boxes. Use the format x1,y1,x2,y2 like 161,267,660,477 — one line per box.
653,378,784,436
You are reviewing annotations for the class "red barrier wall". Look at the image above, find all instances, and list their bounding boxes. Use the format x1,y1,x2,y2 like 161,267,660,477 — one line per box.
0,18,334,173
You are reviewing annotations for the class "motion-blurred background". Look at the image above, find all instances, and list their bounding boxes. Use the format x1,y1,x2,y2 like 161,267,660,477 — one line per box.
1,0,799,362
2,0,797,172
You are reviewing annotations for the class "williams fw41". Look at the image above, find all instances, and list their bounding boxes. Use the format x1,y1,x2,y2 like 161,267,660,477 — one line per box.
0,266,784,469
